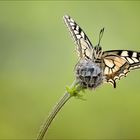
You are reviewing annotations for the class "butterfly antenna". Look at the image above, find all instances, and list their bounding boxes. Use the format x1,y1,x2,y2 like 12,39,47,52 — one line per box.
98,28,104,46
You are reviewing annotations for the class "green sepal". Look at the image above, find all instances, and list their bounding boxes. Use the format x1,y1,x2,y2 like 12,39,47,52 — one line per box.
66,83,86,101
66,85,79,96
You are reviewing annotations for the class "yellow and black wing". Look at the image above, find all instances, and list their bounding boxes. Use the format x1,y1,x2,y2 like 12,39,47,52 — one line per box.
102,50,140,88
63,15,93,60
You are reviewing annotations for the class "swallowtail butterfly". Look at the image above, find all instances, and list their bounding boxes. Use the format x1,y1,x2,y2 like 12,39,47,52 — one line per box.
63,15,140,88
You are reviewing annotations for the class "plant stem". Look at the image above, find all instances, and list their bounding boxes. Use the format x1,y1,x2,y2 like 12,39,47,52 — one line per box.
37,92,72,140
37,81,81,140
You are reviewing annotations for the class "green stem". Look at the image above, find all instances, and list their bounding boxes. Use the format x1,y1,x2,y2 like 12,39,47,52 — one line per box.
37,81,81,140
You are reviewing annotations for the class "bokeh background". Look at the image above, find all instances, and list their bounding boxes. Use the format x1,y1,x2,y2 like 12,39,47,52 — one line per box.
0,1,140,139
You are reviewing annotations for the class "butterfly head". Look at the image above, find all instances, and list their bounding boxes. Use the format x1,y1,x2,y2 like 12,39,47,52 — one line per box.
92,28,104,61
75,59,104,89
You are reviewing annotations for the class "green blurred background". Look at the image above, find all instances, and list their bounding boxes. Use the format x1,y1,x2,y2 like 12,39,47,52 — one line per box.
0,1,140,139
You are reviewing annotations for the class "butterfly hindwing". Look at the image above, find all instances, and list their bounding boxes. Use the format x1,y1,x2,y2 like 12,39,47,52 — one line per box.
102,50,140,87
103,55,129,88
63,15,93,59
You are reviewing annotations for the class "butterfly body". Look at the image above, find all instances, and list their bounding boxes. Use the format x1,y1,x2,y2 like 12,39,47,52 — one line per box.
63,15,140,89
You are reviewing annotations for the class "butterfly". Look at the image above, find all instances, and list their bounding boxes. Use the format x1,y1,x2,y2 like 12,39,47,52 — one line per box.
63,15,140,88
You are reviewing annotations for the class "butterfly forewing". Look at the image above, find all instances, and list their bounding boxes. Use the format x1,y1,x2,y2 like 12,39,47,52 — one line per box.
103,50,140,69
63,15,93,59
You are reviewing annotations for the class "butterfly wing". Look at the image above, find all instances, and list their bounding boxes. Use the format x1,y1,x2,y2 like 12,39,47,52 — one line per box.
102,50,140,88
63,15,93,59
